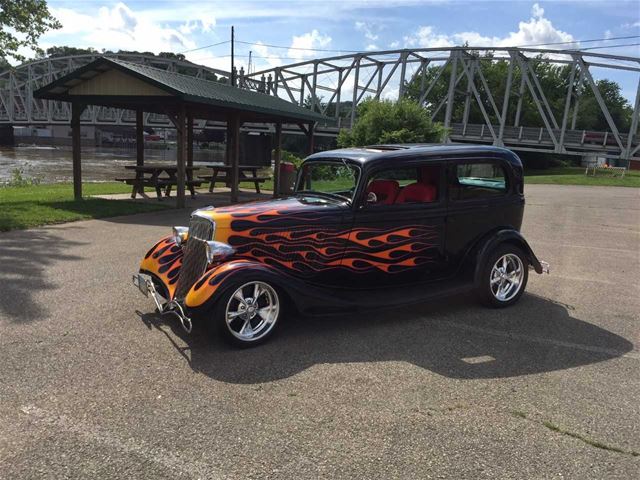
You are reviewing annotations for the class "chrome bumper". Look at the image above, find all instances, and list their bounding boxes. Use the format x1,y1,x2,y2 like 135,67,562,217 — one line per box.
529,261,550,274
132,273,193,333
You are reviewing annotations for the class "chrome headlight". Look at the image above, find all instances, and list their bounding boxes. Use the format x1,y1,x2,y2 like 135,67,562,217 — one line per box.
205,241,235,264
172,226,189,245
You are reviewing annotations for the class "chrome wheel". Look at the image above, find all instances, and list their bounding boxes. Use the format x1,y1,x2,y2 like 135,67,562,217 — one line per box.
490,253,524,302
225,281,279,342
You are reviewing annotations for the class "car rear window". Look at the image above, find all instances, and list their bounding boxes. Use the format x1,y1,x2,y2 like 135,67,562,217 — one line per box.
451,162,508,200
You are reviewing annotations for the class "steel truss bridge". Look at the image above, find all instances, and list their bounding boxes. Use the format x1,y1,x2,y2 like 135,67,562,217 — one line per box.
1,47,639,162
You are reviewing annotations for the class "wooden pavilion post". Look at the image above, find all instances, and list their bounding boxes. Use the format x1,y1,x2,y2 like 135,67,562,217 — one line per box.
273,122,282,197
230,113,241,203
187,112,194,168
307,121,316,155
71,102,86,200
136,109,144,167
175,106,186,209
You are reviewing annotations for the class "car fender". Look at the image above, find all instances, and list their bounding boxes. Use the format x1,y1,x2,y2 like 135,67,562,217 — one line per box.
139,236,183,300
472,229,544,285
184,259,301,312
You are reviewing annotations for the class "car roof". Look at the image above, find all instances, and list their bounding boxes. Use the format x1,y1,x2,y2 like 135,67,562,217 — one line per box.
306,144,522,168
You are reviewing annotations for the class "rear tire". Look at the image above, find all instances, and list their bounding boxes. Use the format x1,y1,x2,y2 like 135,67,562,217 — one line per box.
478,244,528,308
212,280,282,348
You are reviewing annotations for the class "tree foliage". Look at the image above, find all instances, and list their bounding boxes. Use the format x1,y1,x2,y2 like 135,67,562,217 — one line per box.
0,0,61,63
337,98,445,147
403,53,633,133
41,46,98,58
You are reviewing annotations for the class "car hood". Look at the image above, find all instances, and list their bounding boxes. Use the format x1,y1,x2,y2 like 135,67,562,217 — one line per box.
192,195,348,241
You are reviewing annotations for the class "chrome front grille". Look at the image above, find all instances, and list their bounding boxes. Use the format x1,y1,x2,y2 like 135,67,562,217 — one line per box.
174,214,215,300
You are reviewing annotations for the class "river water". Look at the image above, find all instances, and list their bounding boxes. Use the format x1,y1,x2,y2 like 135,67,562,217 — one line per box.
0,145,226,183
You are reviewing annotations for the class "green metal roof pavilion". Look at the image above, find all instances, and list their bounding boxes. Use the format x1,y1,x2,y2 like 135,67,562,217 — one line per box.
34,56,329,206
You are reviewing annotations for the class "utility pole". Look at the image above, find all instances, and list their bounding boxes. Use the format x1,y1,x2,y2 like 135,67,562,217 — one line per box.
230,25,235,87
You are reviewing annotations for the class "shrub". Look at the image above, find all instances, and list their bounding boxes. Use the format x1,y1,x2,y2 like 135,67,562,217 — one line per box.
2,168,43,187
337,98,446,147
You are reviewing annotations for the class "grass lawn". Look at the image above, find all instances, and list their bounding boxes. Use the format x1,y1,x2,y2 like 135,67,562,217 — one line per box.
0,182,169,232
525,167,640,188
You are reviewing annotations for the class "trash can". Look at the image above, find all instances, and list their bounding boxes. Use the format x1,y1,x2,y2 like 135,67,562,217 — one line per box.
278,162,296,194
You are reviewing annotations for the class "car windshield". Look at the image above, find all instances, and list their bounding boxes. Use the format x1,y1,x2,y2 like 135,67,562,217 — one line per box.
295,160,360,202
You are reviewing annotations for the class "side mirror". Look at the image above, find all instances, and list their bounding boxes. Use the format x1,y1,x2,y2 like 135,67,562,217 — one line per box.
366,191,378,204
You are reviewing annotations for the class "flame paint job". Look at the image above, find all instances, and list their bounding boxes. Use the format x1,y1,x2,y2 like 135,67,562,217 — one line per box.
139,236,183,298
142,196,441,307
185,259,275,308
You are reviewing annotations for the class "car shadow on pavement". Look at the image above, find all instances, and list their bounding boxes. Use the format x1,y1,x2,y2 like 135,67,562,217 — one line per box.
138,293,634,384
0,228,85,322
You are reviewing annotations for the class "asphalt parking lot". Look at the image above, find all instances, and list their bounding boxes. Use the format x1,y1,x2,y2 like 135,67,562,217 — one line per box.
1,184,638,479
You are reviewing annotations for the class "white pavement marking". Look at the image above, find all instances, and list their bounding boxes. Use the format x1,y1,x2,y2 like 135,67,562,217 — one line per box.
435,320,639,360
544,274,618,286
461,355,496,364
532,241,639,255
20,405,221,480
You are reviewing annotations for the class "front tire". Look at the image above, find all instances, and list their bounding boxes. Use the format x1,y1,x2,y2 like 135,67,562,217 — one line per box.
212,280,281,347
478,245,528,308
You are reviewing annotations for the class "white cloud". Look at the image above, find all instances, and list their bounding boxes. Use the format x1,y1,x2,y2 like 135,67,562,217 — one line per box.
365,44,379,51
288,29,332,61
389,41,400,49
45,2,200,54
252,41,283,69
179,18,215,35
404,26,454,48
403,3,576,49
355,22,379,41
531,2,544,19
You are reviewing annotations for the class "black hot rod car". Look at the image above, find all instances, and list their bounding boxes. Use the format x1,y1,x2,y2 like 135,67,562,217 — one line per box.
134,144,549,347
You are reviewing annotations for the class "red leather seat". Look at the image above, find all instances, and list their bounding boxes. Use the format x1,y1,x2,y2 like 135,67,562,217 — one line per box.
395,182,437,203
367,179,400,205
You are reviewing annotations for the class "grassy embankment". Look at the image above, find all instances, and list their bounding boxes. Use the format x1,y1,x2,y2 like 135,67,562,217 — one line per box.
524,167,640,188
0,182,168,231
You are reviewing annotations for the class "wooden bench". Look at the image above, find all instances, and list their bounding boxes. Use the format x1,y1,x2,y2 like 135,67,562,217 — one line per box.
198,174,270,193
115,177,202,200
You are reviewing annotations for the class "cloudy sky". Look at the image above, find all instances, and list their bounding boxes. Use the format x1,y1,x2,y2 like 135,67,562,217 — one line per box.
27,1,640,101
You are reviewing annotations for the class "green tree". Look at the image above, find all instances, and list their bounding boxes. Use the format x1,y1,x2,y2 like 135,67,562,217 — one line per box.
337,98,445,147
0,0,61,63
573,79,632,132
40,46,98,58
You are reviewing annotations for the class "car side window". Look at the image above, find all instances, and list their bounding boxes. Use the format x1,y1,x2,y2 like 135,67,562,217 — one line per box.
364,165,440,206
450,162,508,201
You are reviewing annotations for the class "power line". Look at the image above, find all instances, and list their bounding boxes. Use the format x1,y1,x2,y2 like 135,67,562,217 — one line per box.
233,35,640,54
178,40,229,54
235,39,360,54
180,34,640,59
523,34,640,48
576,42,640,51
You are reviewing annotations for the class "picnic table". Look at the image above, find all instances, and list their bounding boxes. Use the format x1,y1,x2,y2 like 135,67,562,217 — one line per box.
199,164,271,193
116,165,202,200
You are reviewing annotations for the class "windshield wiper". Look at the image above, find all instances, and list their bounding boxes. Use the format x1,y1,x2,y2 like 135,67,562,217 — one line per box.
295,190,351,203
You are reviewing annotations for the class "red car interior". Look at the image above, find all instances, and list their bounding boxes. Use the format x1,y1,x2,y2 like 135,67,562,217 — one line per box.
367,179,400,204
395,182,437,203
